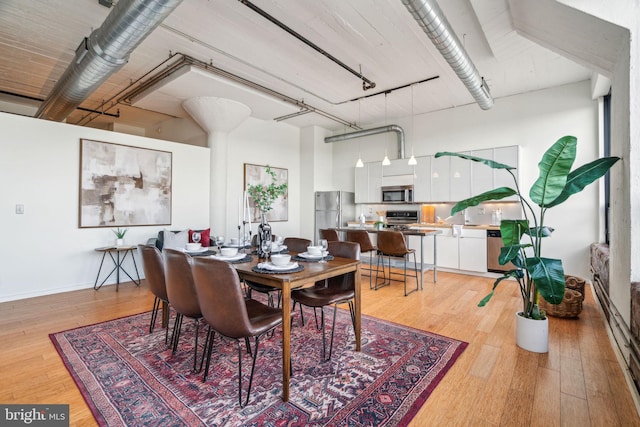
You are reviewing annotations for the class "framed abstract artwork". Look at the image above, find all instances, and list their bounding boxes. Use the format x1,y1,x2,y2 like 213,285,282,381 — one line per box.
79,139,172,228
244,163,288,222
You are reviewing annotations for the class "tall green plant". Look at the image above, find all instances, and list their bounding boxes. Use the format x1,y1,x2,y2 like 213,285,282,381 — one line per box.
436,136,619,319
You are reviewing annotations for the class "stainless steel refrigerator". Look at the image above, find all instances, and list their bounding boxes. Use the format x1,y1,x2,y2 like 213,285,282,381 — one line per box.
314,191,355,243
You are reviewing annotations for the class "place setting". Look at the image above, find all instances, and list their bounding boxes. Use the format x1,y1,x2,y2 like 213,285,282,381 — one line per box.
209,246,252,264
252,243,304,274
181,232,217,256
293,240,333,263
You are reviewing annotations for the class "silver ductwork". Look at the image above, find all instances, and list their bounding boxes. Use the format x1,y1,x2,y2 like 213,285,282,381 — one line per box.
35,0,183,121
325,125,405,159
401,0,493,110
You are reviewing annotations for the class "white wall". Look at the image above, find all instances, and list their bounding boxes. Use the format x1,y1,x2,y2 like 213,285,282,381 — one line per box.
0,112,210,302
332,81,601,278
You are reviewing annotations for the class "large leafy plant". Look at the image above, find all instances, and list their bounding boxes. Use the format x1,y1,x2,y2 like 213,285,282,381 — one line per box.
436,136,619,319
247,165,288,213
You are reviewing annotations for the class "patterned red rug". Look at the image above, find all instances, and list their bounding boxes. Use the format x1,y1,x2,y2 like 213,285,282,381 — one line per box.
50,308,467,426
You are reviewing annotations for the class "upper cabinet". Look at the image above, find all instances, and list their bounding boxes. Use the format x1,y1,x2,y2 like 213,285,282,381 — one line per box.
354,145,518,203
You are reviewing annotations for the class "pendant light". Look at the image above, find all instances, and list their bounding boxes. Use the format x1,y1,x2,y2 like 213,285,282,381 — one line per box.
382,92,391,166
408,84,418,166
355,99,364,167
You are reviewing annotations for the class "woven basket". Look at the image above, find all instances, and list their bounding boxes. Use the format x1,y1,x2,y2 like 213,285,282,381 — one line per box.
540,275,586,318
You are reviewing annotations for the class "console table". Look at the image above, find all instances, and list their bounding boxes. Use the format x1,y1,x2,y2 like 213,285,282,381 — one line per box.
94,245,141,291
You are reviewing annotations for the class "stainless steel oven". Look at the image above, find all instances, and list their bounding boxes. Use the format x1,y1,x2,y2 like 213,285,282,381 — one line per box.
381,185,413,203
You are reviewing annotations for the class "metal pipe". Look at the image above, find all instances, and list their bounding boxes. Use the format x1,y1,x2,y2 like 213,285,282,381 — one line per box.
401,0,493,110
35,0,183,122
324,125,405,159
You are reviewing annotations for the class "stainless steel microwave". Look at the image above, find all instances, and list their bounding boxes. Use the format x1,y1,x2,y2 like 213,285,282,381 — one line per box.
381,185,414,203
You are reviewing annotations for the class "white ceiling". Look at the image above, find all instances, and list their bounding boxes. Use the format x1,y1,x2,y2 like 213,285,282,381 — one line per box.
0,0,592,133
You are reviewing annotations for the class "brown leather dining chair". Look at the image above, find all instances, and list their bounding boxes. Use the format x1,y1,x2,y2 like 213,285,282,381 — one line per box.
375,230,419,296
319,228,340,242
138,244,170,345
283,237,312,253
163,248,205,372
345,229,377,289
191,257,284,408
291,241,360,361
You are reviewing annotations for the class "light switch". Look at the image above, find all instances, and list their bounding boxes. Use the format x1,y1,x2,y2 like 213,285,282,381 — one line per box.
16,204,24,214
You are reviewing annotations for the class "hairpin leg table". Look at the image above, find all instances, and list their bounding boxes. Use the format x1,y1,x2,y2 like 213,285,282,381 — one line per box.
94,246,141,291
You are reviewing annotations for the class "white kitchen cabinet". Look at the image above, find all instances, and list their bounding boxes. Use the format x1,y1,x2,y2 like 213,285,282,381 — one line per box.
354,165,369,204
413,155,431,202
433,227,487,272
493,145,519,200
450,151,471,201
383,158,413,177
471,148,494,196
430,155,450,202
368,162,383,203
458,231,488,272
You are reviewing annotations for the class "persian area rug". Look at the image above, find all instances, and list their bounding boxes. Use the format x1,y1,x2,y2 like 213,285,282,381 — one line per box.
50,308,467,426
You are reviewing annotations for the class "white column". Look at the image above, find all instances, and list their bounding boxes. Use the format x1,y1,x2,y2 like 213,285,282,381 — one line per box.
182,97,251,237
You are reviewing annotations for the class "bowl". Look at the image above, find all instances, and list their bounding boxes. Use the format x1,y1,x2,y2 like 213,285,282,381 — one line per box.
220,247,238,257
271,254,291,266
185,243,202,251
307,246,323,256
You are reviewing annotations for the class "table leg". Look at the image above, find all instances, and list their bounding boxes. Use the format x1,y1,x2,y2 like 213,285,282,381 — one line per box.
354,263,361,352
93,252,108,290
116,251,121,291
281,282,291,402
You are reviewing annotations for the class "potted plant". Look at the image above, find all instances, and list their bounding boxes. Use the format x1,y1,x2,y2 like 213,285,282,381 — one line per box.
436,135,619,352
247,166,287,254
113,227,128,246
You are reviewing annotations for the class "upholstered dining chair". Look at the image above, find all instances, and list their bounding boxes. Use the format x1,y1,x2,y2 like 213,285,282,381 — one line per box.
191,257,284,408
291,241,360,361
138,244,170,345
345,230,377,289
163,248,205,372
319,228,340,242
283,237,312,253
375,230,419,296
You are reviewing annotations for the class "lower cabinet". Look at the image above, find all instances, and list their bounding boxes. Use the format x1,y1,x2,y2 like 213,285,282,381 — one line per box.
432,228,487,273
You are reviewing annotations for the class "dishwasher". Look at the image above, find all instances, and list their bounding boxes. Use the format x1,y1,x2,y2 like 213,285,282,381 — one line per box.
487,229,516,272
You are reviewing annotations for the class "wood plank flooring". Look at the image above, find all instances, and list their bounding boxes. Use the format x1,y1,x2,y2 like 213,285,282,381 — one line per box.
1,271,638,426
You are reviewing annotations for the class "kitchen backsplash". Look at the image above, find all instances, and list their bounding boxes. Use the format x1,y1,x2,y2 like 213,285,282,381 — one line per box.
355,202,522,225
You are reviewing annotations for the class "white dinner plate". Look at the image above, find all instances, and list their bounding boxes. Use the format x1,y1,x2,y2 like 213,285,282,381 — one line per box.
297,251,326,259
210,253,246,261
258,262,299,271
184,247,208,253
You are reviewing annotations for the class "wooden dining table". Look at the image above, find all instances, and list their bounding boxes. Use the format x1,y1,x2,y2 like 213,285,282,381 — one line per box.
233,253,362,402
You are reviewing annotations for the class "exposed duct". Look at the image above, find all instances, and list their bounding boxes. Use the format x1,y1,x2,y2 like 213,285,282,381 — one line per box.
325,125,405,159
35,0,183,122
401,0,493,110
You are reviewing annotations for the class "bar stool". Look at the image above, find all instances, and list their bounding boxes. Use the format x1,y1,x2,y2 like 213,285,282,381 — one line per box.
375,230,419,296
345,229,377,289
319,229,340,242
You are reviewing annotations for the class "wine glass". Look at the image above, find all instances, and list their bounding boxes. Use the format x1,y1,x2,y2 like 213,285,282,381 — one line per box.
192,231,201,245
215,235,225,253
261,239,272,264
319,238,328,263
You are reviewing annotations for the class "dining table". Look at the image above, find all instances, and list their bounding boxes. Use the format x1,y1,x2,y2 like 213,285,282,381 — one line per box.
233,252,362,402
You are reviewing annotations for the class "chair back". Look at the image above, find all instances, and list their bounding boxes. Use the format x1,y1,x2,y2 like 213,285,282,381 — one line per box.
377,230,410,257
283,237,312,253
163,249,201,318
319,229,340,242
345,230,376,253
326,241,360,290
138,245,167,301
191,257,255,338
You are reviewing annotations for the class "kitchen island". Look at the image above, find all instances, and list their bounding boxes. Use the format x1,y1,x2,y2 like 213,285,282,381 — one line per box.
336,227,440,290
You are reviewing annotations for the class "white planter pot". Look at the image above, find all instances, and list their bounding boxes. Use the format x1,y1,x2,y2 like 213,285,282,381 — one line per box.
116,238,124,246
515,312,549,353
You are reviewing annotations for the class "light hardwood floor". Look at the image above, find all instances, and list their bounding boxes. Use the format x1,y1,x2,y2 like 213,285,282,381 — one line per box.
1,271,639,426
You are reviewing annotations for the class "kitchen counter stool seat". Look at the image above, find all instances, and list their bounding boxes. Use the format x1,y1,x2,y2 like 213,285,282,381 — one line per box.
375,230,419,296
345,230,377,289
